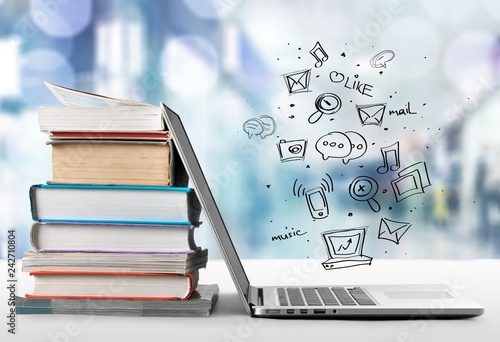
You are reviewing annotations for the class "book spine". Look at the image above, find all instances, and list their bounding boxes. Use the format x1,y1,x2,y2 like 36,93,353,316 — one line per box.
29,184,42,221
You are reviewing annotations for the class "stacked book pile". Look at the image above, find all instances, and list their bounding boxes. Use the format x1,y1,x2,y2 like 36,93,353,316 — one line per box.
19,83,218,317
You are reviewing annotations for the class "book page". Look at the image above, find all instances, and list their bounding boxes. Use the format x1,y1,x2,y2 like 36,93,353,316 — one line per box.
44,81,153,107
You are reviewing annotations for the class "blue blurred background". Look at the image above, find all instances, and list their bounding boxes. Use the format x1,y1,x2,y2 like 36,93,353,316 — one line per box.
1,0,499,260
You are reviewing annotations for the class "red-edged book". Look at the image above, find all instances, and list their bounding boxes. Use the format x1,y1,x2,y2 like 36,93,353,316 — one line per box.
49,131,170,140
25,270,198,300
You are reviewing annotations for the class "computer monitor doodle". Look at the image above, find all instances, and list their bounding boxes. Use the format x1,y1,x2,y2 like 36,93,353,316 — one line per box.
321,227,373,270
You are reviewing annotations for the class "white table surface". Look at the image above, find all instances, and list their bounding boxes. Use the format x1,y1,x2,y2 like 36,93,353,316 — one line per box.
2,259,498,342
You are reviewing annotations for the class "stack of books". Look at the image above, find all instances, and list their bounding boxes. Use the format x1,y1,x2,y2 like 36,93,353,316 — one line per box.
20,83,218,317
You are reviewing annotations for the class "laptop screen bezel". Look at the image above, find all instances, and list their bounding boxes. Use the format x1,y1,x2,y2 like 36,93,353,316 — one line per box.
161,103,252,315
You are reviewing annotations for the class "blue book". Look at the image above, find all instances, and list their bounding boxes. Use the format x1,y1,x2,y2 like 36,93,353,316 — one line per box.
29,184,201,225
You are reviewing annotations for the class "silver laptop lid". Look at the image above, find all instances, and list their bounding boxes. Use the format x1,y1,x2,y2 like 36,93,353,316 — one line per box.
161,103,252,315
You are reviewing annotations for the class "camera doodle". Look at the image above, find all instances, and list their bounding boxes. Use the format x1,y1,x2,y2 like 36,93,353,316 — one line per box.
277,139,308,162
315,131,367,164
293,173,334,220
242,115,276,139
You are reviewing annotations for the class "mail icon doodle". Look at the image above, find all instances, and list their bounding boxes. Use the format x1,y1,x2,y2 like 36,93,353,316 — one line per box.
283,69,311,94
356,103,386,126
378,218,412,244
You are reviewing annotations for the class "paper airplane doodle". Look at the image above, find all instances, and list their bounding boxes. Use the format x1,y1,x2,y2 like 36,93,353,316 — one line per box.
370,50,395,68
391,161,431,202
356,103,386,126
378,218,412,244
242,115,276,139
282,69,311,95
321,227,373,270
277,139,307,162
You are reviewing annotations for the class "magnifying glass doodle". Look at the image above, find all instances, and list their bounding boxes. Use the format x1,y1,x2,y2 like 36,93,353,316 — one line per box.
308,92,342,124
349,176,381,212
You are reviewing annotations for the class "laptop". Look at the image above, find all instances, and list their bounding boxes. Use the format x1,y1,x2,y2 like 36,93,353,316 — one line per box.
161,104,484,318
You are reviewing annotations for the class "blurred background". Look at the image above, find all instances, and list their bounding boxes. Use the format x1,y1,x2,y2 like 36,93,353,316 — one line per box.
1,0,499,260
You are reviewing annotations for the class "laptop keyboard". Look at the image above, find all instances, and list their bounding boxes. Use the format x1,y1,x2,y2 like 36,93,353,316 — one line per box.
277,287,376,306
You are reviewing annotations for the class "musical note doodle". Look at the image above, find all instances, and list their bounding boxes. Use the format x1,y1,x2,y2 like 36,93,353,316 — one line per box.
377,142,401,174
309,41,329,68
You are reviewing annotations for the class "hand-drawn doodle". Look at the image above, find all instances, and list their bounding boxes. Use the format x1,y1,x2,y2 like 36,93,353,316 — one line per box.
282,69,311,95
329,70,345,83
349,176,381,212
316,131,351,160
356,103,386,126
305,187,329,219
330,71,374,97
309,41,329,68
315,131,367,164
242,115,276,139
378,218,412,244
388,102,417,116
377,141,400,174
321,227,373,270
293,173,334,220
309,92,342,124
277,139,307,162
343,131,368,164
391,161,431,202
370,50,395,68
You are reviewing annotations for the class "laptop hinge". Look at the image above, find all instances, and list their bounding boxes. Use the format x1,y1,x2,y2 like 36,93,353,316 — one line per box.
248,286,263,306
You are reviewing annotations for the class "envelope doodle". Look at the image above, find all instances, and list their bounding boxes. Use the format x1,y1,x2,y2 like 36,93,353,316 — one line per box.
356,103,386,126
378,218,412,244
282,69,311,94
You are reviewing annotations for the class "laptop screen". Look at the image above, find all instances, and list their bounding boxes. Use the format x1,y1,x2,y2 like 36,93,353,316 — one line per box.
322,227,367,259
161,103,252,313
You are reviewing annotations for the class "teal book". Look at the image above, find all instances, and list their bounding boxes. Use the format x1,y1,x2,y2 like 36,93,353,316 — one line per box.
29,184,201,225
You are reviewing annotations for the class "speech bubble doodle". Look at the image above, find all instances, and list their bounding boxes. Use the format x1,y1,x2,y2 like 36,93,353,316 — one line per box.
343,131,367,164
329,70,345,83
370,50,395,68
243,118,264,139
242,115,276,139
315,131,352,161
258,115,277,139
